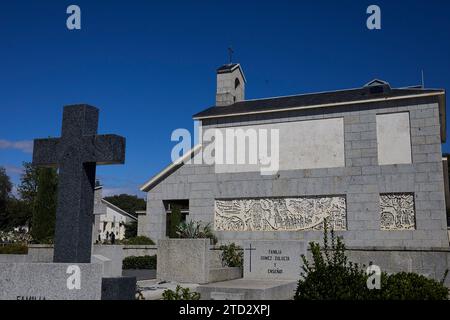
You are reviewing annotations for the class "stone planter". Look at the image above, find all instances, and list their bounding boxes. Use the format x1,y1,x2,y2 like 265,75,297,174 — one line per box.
157,238,211,284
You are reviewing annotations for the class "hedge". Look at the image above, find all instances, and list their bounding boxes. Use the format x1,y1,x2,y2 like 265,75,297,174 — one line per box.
120,236,155,245
122,255,157,270
0,243,28,255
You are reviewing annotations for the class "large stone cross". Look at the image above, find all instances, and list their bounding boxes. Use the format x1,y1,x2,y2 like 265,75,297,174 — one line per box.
33,104,125,263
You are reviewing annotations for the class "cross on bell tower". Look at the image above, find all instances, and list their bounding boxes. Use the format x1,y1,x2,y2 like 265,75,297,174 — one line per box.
228,46,234,64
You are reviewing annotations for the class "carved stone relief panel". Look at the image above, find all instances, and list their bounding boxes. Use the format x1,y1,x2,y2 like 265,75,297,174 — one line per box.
380,193,415,230
214,196,347,232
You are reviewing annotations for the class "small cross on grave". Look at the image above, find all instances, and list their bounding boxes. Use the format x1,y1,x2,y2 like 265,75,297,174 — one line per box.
33,104,125,263
245,243,256,273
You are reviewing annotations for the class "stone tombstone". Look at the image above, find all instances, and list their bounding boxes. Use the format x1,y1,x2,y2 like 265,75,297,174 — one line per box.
0,263,103,300
0,104,134,300
243,240,306,281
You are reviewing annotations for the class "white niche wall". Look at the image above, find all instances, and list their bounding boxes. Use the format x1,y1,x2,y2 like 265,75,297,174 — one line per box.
212,117,345,173
376,112,412,165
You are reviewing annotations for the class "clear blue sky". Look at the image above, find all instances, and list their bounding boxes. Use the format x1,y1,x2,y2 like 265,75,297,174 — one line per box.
1,0,449,197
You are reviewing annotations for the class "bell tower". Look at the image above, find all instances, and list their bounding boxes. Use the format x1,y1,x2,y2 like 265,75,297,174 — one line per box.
215,63,246,106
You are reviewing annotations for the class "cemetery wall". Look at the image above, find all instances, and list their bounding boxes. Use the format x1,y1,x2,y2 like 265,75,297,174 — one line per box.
122,245,157,258
26,244,157,262
0,254,28,263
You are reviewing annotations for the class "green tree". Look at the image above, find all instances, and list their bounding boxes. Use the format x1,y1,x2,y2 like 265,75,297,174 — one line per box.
0,167,13,230
168,205,182,238
31,167,58,243
12,162,40,229
18,162,39,204
4,198,30,230
124,220,138,239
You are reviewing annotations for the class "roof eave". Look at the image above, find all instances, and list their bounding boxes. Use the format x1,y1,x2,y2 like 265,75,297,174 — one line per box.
192,91,445,121
101,199,137,221
140,144,202,192
217,64,247,83
236,64,247,83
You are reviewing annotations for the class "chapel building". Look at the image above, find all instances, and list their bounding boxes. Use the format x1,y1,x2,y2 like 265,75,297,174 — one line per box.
139,63,448,248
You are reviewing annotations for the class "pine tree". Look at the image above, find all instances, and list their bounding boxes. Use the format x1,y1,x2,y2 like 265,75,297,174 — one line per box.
31,167,58,243
169,205,182,238
124,220,138,239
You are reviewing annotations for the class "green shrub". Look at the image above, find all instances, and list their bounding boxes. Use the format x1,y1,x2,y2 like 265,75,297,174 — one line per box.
176,220,218,244
120,236,155,245
295,221,449,300
123,255,157,270
295,224,371,300
378,272,449,300
0,243,28,255
162,285,200,300
219,243,243,268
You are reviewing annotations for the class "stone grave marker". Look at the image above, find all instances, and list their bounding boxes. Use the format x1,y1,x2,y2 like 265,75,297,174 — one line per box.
0,104,134,300
243,240,306,281
33,104,125,263
0,263,103,300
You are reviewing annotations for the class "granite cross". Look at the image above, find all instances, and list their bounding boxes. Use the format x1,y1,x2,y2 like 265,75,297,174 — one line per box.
32,104,125,263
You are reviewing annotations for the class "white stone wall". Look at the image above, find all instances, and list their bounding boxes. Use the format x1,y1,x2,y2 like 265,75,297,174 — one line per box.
97,207,132,241
212,117,345,173
376,112,412,165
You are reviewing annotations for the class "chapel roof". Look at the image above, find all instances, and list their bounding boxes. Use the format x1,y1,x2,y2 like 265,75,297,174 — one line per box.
193,83,445,120
101,199,138,221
